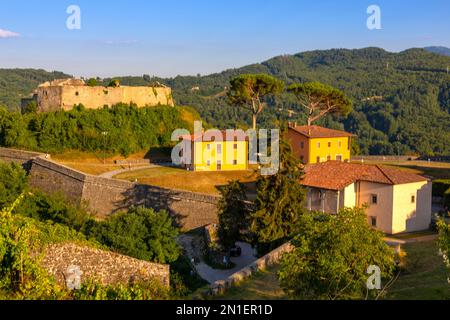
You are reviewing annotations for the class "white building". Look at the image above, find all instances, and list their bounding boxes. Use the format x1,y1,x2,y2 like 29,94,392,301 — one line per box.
302,161,432,234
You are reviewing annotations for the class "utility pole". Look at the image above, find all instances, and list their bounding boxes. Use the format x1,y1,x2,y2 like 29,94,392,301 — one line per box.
102,131,108,164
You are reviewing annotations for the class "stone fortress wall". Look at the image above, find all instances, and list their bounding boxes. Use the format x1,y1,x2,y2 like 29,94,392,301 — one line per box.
42,243,170,288
23,79,175,112
0,147,219,231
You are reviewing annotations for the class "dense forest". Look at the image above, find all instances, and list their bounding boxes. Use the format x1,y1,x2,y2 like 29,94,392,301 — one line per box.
0,104,186,156
0,47,449,156
108,48,450,156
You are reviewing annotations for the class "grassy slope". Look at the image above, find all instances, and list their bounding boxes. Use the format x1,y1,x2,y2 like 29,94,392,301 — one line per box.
114,166,257,195
211,241,449,300
210,267,286,300
386,241,450,300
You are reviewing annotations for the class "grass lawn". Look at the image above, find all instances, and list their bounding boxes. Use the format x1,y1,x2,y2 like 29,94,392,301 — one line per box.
52,150,158,175
355,160,450,179
114,166,257,195
386,241,450,300
209,267,286,300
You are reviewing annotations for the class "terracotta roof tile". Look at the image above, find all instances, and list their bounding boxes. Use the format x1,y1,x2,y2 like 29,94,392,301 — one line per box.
302,161,428,190
180,130,248,142
289,125,354,138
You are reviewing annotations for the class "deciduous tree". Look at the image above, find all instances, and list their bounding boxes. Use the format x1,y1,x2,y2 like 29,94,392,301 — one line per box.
278,207,395,300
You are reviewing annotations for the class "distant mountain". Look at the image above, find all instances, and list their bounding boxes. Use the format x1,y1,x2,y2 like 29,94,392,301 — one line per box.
424,46,450,56
1,47,449,156
0,69,71,111
154,47,448,156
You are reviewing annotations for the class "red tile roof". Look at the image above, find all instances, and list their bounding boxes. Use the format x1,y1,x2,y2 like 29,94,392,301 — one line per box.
302,161,428,190
180,130,248,142
289,125,354,138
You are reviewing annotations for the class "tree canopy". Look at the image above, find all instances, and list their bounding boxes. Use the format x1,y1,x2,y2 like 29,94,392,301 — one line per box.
278,207,396,300
217,180,249,252
287,82,352,126
250,132,307,255
227,74,284,129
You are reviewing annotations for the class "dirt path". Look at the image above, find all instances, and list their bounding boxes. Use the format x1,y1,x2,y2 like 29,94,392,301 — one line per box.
98,163,175,179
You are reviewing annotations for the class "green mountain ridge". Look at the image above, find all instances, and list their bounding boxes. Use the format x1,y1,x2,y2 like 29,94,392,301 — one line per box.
0,47,449,155
424,46,450,56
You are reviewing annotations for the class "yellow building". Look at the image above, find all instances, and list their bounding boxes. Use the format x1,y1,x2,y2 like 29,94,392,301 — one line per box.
181,130,248,171
286,124,354,164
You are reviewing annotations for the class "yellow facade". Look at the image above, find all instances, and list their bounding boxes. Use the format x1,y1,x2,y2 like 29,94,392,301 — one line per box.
192,140,248,171
308,137,351,164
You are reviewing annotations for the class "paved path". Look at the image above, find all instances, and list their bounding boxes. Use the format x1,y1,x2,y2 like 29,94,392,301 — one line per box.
384,234,439,245
179,234,258,284
98,163,175,179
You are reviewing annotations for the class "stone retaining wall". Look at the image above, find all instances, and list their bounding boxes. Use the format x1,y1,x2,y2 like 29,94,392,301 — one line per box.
0,147,45,171
204,242,294,296
24,155,219,229
41,243,170,287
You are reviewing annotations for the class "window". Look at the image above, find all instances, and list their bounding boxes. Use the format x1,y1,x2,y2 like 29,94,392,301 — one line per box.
300,155,304,163
411,195,416,203
370,216,377,227
217,144,222,154
327,155,331,161
206,144,211,150
233,143,238,149
316,156,321,163
206,160,211,166
75,91,79,96
336,155,343,161
217,160,222,171
317,142,321,148
300,142,304,149
328,142,331,148
371,194,378,205
233,160,238,165
338,140,342,148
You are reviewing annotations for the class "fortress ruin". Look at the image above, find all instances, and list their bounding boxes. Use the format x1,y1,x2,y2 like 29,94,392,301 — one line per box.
22,78,175,112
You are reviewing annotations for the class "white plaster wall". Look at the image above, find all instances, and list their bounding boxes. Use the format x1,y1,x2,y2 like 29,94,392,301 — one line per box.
359,181,394,234
392,181,432,234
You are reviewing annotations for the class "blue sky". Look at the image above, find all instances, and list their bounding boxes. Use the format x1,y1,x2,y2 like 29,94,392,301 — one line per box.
0,0,448,78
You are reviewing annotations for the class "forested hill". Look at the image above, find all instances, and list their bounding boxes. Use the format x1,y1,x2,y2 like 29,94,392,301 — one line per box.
425,46,450,56
0,69,71,111
1,48,449,155
147,47,449,156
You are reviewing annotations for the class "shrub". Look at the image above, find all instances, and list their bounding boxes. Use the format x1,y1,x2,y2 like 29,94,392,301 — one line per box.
0,161,28,209
278,207,396,300
87,207,181,264
71,279,171,300
432,179,450,197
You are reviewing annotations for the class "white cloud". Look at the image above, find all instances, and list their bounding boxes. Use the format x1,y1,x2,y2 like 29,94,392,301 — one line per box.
0,29,20,38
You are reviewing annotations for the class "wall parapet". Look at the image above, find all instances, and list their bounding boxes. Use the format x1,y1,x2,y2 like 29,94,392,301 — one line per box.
202,242,294,297
0,147,45,170
25,155,220,229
